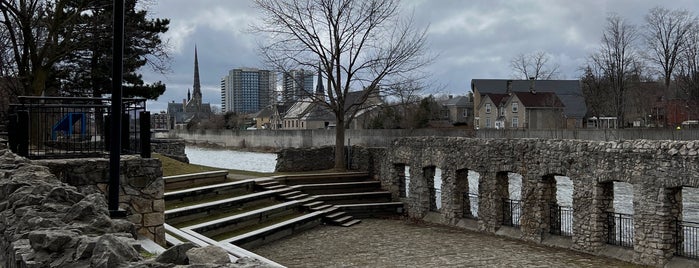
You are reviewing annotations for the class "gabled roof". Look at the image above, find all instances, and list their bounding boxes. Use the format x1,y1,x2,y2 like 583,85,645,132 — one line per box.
471,79,586,118
512,91,564,108
485,93,509,106
283,98,314,119
442,96,471,107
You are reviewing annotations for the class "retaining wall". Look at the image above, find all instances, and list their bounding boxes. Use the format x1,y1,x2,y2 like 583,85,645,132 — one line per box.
34,156,165,246
152,138,189,163
172,128,699,151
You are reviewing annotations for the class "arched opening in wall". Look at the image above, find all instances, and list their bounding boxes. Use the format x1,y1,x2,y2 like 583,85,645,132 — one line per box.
395,164,408,198
606,181,634,248
549,176,574,237
502,172,522,227
461,170,480,219
435,168,443,210
676,186,699,258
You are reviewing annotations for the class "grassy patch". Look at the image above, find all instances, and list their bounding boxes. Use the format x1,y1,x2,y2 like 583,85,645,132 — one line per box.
154,153,219,177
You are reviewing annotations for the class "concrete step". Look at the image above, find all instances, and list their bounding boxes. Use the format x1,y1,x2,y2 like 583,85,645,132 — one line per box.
221,210,326,249
287,193,309,200
274,172,370,186
263,184,287,190
290,181,382,195
186,200,305,238
311,204,332,211
314,191,393,205
165,179,255,208
164,170,231,191
165,189,284,225
302,201,324,208
341,219,362,227
326,211,346,220
335,215,353,223
280,191,302,198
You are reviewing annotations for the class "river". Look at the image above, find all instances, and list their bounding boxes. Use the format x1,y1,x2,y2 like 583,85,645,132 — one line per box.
185,146,277,173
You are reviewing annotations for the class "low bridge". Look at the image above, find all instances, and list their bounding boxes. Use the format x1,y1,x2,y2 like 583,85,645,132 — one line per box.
379,137,699,266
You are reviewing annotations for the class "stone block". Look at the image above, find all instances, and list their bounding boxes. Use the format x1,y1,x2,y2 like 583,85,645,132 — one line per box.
143,212,164,227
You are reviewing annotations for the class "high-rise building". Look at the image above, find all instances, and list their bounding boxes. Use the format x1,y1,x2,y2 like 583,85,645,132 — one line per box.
221,68,276,114
282,69,314,104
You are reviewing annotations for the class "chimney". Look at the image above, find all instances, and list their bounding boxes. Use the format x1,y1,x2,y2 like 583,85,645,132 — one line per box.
529,77,536,94
506,80,512,95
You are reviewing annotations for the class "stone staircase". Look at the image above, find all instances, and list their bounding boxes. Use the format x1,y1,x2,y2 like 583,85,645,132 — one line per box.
163,171,403,251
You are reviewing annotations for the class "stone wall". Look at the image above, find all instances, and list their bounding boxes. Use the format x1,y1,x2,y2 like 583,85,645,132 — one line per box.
34,156,165,246
172,128,699,151
380,137,699,266
275,146,385,176
152,138,189,163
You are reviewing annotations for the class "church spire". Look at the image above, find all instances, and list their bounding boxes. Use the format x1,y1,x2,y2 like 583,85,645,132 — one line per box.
192,45,202,107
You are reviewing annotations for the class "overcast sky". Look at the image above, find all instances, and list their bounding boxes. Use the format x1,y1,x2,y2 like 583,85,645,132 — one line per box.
141,0,699,112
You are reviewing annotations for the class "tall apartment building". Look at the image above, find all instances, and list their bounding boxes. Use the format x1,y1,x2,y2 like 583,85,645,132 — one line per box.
282,69,314,104
220,68,276,114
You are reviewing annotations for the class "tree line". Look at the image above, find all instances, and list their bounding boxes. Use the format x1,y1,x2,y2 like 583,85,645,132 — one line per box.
0,0,169,99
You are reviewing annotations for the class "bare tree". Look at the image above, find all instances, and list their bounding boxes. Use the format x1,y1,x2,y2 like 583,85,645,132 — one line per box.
253,0,431,170
589,14,640,127
510,50,559,80
643,7,696,91
676,22,699,101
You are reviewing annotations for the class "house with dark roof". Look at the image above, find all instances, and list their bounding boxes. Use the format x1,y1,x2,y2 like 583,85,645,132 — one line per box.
475,90,565,129
471,79,586,128
440,95,474,126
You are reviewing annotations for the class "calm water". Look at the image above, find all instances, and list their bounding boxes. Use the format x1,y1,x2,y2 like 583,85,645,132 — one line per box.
185,146,277,173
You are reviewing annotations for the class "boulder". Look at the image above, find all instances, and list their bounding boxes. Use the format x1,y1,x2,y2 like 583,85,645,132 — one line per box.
185,245,230,265
28,229,79,252
155,242,196,265
90,234,142,268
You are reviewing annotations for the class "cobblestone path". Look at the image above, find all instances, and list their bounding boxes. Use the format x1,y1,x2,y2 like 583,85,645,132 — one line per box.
253,219,641,267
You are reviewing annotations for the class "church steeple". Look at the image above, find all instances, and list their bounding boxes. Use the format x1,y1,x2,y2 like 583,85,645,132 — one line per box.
192,45,202,107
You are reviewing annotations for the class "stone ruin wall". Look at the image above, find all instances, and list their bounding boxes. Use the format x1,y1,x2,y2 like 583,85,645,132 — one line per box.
275,145,385,175
34,156,165,246
152,138,189,163
379,137,699,267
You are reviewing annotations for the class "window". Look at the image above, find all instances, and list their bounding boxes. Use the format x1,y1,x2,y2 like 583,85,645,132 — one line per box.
512,102,518,113
512,117,519,128
462,109,468,117
500,107,505,116
486,118,491,128
485,103,491,114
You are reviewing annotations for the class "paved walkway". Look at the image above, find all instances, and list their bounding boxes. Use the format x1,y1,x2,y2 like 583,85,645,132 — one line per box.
253,219,641,267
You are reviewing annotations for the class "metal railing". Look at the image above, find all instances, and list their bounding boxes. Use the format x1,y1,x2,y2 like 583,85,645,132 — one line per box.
607,212,634,248
675,220,699,259
7,96,150,159
549,204,573,236
462,192,479,219
502,198,521,227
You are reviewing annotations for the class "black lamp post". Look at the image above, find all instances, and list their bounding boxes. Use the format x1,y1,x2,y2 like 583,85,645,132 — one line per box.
109,0,126,218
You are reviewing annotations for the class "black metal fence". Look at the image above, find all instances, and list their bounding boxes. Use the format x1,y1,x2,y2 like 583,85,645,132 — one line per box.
502,198,522,227
7,96,150,159
463,192,479,219
607,212,634,248
549,204,573,236
675,220,699,259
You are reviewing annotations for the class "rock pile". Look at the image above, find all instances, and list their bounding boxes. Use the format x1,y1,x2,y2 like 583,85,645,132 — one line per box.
0,148,273,268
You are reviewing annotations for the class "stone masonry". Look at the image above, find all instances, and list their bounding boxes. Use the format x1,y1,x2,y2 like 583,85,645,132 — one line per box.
152,138,189,163
34,156,165,246
379,137,699,267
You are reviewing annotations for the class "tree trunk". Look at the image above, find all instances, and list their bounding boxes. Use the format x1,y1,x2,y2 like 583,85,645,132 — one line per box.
334,117,346,171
